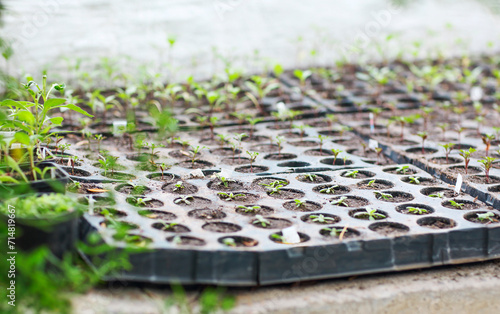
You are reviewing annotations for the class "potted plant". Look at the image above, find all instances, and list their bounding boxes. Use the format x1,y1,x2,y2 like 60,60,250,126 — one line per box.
0,193,84,257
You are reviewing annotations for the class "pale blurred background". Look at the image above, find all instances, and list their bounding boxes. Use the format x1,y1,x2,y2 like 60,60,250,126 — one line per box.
1,0,500,82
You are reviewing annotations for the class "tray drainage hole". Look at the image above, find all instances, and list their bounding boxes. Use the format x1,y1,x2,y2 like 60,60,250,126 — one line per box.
251,217,293,229
277,161,311,168
329,196,370,207
167,236,206,246
319,226,360,239
301,213,340,224
396,204,434,215
296,173,332,183
313,184,351,195
269,231,310,244
441,199,481,210
152,222,190,233
319,158,353,166
464,211,500,224
283,200,322,212
420,187,455,198
188,209,226,220
219,236,259,247
369,222,410,235
349,208,388,220
138,210,177,220
356,179,394,190
417,217,456,229
202,222,242,233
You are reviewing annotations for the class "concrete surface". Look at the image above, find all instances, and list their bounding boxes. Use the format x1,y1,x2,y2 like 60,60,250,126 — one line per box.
72,259,500,313
2,0,500,82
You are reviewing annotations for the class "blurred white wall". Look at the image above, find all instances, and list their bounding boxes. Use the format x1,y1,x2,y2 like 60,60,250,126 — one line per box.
2,0,500,82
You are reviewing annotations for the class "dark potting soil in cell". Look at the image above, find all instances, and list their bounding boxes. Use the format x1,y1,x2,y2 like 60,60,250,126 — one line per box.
251,217,293,229
139,210,177,220
235,204,274,216
303,149,333,156
264,153,298,160
464,211,500,224
267,188,305,199
218,236,259,247
312,184,350,195
441,199,481,210
234,165,269,173
222,157,251,165
163,182,199,194
173,196,211,207
207,180,244,191
341,170,375,179
466,175,500,184
369,222,409,235
283,200,322,212
375,191,414,203
202,222,242,233
166,236,206,246
417,217,456,229
301,213,341,224
177,160,215,169
188,209,226,220
296,173,332,184
356,179,394,190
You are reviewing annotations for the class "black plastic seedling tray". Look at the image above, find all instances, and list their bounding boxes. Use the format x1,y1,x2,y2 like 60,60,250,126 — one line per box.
58,108,500,286
74,159,500,285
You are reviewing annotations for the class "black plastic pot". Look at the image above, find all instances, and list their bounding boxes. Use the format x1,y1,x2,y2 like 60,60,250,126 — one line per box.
0,161,69,197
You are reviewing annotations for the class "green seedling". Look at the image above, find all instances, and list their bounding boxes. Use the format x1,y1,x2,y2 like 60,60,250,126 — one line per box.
408,176,421,184
478,157,498,184
319,185,339,194
158,163,169,180
174,195,194,205
293,69,312,87
331,149,342,165
94,134,106,153
321,227,346,238
309,214,336,223
253,215,271,227
437,123,449,141
374,191,393,200
271,234,286,242
222,238,237,247
330,196,349,207
215,174,235,188
259,180,287,188
246,151,259,173
98,155,119,176
482,134,495,157
173,181,185,192
129,197,152,207
396,165,410,174
161,222,179,231
317,134,329,154
294,199,305,208
237,205,261,214
344,170,359,178
448,200,464,209
417,131,428,154
367,179,376,187
354,208,386,221
459,147,477,174
407,206,428,215
275,136,285,157
190,145,207,166
303,173,317,182
440,143,454,164
476,212,497,223
218,192,245,201
429,192,445,198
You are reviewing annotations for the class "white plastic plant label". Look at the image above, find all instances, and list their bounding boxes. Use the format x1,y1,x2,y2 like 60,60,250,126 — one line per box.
282,226,300,244
470,86,483,102
113,120,127,136
369,139,379,150
455,174,463,195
